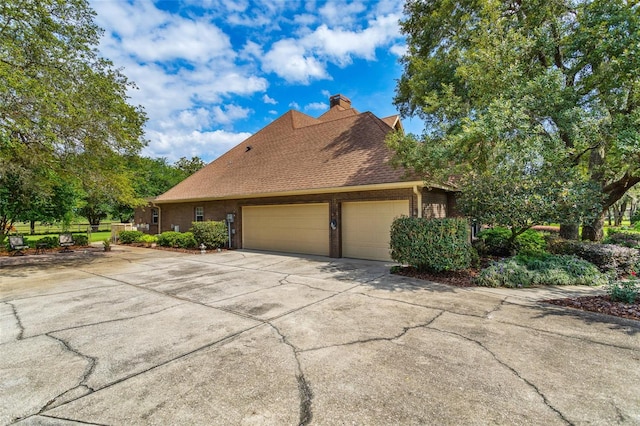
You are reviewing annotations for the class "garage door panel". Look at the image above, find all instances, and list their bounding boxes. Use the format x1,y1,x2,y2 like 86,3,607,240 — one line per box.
342,200,409,261
243,204,329,256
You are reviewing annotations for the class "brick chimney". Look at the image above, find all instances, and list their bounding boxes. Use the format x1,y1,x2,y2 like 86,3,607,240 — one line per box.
329,94,352,109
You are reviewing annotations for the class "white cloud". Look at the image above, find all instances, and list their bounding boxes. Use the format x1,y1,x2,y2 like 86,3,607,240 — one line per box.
318,1,366,27
145,129,252,163
305,102,328,111
260,12,401,83
262,39,329,84
263,94,278,104
289,101,301,110
211,104,251,125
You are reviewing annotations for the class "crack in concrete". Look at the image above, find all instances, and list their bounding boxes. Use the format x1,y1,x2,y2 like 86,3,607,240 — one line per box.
268,323,313,426
355,291,491,319
38,322,265,417
45,303,186,336
428,326,573,425
46,334,97,390
1,283,122,303
39,334,98,414
359,292,639,352
38,413,109,425
301,311,446,353
485,297,508,319
5,301,24,340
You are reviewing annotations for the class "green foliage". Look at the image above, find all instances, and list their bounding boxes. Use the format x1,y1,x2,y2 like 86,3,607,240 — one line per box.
632,211,640,225
157,231,197,249
118,230,144,244
604,232,640,249
174,156,206,177
190,221,227,249
474,254,608,288
393,0,640,241
390,217,472,272
157,231,181,247
476,227,546,256
0,0,146,242
548,239,639,277
175,232,197,249
139,234,157,245
72,234,89,246
37,236,59,249
607,274,638,304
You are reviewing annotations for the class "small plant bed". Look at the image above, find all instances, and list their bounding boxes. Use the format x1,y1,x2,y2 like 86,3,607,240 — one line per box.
544,296,640,321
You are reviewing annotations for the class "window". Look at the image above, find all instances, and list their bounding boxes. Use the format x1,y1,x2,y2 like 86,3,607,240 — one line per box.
195,206,204,222
151,209,158,224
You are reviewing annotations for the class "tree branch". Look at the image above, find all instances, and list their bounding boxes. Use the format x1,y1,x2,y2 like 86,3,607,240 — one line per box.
603,173,640,209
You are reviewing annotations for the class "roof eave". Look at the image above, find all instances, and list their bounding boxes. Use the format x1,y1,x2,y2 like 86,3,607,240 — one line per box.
153,180,456,204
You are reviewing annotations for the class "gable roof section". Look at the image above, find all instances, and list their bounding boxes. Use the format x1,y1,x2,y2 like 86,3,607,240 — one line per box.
155,107,414,203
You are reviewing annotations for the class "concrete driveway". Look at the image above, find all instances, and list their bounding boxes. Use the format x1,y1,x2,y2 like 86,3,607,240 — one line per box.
1,246,639,425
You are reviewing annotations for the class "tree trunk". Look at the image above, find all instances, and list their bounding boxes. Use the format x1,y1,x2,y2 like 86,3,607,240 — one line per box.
30,220,35,235
582,213,605,242
559,223,579,240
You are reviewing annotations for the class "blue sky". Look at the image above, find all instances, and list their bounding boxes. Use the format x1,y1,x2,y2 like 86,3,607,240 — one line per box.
91,0,423,163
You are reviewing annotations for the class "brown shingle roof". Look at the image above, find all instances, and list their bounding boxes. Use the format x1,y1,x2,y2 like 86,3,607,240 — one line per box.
155,105,413,202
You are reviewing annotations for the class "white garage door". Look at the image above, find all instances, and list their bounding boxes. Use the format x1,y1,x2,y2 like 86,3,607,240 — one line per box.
342,200,409,261
243,203,330,256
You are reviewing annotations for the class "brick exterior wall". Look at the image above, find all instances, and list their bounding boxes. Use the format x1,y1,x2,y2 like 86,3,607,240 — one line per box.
139,187,455,258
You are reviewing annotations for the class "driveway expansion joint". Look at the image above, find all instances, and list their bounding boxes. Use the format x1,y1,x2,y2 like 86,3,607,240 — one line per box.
428,326,573,425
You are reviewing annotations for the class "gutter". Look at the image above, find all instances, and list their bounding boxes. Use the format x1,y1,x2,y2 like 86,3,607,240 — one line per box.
153,181,454,205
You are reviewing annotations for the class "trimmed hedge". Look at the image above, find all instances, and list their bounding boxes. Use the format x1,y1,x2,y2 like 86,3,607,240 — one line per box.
390,217,472,272
118,230,144,244
474,254,609,288
73,234,89,246
157,231,197,249
547,238,639,277
190,221,227,249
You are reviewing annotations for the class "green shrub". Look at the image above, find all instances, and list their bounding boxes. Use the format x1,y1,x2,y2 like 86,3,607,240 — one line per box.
157,231,181,247
604,232,640,249
548,239,639,277
190,221,228,249
175,232,197,249
118,230,144,244
73,234,89,246
390,217,472,272
140,234,157,245
476,227,546,256
631,210,640,225
474,254,608,288
475,227,512,256
607,274,638,303
38,236,59,248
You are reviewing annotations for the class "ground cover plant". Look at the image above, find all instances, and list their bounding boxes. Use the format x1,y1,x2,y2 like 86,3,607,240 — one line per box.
474,254,609,288
392,227,639,321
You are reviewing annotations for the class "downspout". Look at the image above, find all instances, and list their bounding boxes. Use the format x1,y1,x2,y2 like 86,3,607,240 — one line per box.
413,185,423,218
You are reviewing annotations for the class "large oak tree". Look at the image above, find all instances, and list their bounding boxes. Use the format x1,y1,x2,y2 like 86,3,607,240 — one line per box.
391,0,639,240
0,0,146,241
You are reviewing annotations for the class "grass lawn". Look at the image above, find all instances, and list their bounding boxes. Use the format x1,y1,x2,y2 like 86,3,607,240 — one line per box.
15,231,111,244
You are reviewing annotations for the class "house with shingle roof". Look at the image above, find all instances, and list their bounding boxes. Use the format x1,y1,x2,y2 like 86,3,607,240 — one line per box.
135,94,457,261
